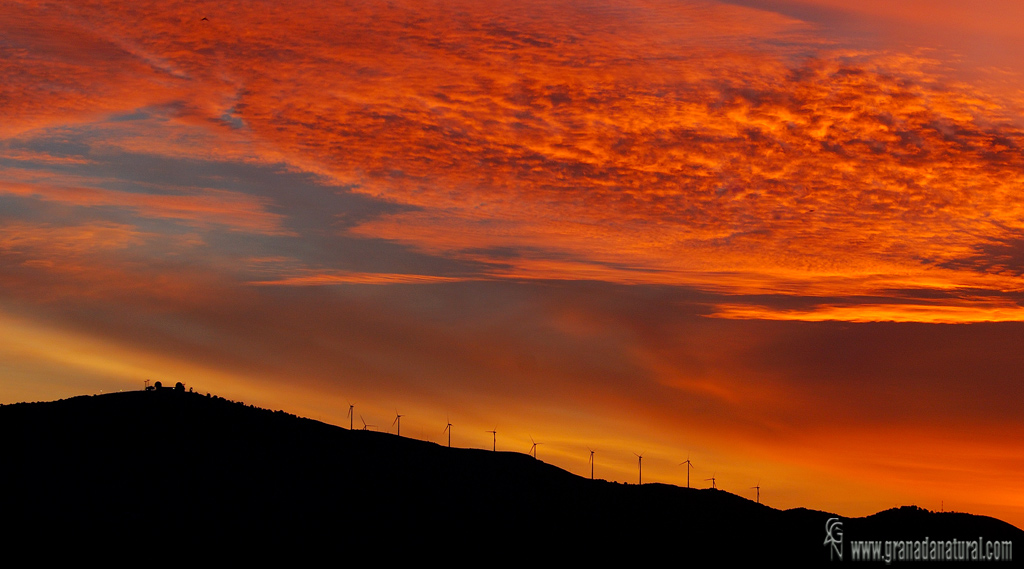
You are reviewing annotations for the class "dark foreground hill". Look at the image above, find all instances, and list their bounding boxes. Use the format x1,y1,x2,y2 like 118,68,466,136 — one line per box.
2,390,1019,564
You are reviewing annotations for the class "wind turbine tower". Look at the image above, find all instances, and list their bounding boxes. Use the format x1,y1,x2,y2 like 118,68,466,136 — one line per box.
392,410,403,436
529,436,542,459
444,416,452,448
486,428,497,451
588,448,596,480
680,455,695,488
751,481,761,504
634,452,644,485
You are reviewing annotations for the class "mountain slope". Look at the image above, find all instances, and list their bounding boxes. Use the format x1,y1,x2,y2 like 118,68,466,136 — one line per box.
2,390,1018,564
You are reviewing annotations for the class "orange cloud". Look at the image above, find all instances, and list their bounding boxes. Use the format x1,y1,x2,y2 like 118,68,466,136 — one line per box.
8,0,1024,323
710,302,1024,323
0,219,231,308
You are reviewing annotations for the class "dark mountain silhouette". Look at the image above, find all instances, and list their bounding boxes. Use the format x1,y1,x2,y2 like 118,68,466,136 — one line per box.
2,389,1019,564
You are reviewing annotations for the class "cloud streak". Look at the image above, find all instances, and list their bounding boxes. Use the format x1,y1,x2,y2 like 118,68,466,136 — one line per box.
0,178,289,235
250,271,470,286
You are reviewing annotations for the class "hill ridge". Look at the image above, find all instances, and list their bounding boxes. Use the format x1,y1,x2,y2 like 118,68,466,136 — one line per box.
2,390,1018,564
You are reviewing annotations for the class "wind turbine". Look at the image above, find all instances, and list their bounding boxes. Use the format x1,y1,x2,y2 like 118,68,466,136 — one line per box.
588,448,596,480
751,481,761,504
706,474,717,489
347,403,354,430
443,416,452,448
634,452,644,485
679,454,695,488
392,410,403,436
486,428,497,451
360,415,375,431
528,436,542,459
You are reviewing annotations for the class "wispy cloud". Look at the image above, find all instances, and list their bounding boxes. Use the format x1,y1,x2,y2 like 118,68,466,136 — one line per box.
709,302,1024,323
0,178,289,235
250,270,470,286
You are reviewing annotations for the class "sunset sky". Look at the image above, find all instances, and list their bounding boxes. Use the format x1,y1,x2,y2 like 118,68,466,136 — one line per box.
3,0,1023,529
